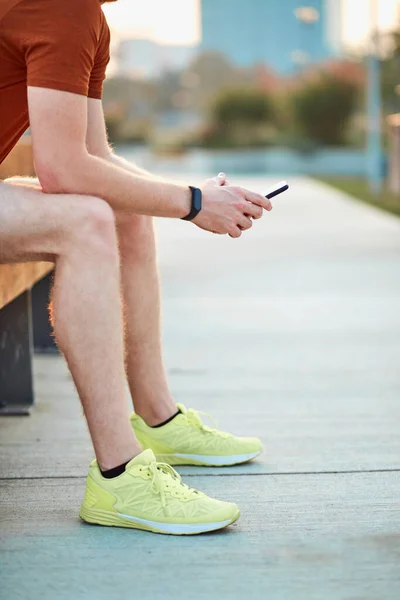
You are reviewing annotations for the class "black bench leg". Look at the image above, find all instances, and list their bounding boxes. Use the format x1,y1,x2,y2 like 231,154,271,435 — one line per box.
32,271,58,354
0,290,34,416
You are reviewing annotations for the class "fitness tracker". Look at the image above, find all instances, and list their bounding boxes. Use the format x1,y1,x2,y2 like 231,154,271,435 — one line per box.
181,186,202,221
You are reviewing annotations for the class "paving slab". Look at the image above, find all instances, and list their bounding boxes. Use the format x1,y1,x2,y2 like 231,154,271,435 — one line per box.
1,473,400,600
1,349,399,478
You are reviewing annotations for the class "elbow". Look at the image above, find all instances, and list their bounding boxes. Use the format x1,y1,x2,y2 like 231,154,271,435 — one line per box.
35,163,65,194
35,157,86,195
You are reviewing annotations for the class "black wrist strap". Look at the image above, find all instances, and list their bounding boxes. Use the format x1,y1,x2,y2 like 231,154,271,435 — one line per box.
181,186,202,221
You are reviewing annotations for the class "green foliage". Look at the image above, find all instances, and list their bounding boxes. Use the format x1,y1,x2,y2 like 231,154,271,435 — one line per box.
212,88,275,126
319,177,400,217
189,52,237,91
381,58,400,114
380,19,400,114
202,88,277,148
289,74,359,146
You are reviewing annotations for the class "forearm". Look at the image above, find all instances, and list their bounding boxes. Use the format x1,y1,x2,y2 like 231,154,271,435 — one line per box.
106,152,164,181
42,152,190,218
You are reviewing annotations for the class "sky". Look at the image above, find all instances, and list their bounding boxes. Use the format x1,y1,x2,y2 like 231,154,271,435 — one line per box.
103,0,400,49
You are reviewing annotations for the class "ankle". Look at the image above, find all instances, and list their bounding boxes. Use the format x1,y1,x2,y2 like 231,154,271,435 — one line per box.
100,459,131,479
97,442,142,472
134,399,178,427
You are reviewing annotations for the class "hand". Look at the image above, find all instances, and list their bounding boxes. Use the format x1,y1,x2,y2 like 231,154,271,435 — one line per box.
193,173,272,238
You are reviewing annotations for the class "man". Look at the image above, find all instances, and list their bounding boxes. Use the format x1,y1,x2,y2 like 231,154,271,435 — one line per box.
0,0,271,535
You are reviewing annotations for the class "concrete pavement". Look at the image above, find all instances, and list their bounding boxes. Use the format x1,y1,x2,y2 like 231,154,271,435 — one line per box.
1,177,400,599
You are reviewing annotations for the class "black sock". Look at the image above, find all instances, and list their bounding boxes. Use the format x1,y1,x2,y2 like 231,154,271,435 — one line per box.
100,460,131,479
151,409,181,428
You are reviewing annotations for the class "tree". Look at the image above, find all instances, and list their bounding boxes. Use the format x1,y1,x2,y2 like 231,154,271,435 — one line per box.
213,88,275,126
153,71,182,112
189,52,237,91
289,74,360,146
102,76,155,143
202,88,277,148
381,18,400,114
185,52,256,110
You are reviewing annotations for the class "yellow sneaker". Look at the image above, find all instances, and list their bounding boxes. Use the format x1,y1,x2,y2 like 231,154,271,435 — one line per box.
79,449,239,535
130,404,263,466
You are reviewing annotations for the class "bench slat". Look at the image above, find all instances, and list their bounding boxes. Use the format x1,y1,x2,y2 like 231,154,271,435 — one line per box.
0,262,54,309
0,137,35,180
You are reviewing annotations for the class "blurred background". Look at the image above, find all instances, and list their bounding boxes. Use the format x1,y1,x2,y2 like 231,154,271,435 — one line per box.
99,0,400,213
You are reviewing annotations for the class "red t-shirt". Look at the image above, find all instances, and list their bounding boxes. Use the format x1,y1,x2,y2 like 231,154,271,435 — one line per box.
0,0,110,164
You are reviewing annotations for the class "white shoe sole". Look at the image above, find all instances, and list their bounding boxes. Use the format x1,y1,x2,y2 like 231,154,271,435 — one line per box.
118,512,239,534
156,450,261,466
80,505,240,535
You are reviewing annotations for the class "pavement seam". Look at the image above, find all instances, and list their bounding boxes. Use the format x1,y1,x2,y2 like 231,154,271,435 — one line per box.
1,468,400,481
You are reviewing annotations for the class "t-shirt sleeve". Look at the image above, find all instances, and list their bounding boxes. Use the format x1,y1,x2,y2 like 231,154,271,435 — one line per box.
88,14,111,99
24,0,107,98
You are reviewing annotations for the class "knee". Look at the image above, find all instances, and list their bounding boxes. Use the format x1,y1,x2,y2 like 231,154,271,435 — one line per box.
71,197,118,259
117,215,155,262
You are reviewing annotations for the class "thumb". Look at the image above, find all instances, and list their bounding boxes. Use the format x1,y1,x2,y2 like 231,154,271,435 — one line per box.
215,172,226,186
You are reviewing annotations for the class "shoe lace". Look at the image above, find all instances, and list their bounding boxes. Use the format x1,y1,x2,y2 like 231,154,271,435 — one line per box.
185,408,231,438
142,462,199,510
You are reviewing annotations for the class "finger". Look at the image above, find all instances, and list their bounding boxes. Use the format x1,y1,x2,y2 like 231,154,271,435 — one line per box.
243,201,263,219
243,189,273,211
228,226,242,239
237,215,253,231
215,172,227,186
221,173,230,186
207,172,226,187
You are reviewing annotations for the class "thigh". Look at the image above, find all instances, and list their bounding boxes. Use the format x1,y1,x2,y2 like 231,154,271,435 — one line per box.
0,180,83,263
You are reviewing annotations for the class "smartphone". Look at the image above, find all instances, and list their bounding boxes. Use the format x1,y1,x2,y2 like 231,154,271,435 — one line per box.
265,181,289,200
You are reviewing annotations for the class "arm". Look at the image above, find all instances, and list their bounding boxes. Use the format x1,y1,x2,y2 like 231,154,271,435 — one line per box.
29,88,190,218
107,154,162,181
29,87,270,236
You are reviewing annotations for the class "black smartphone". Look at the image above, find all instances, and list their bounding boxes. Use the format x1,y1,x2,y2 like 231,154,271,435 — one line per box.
265,181,289,199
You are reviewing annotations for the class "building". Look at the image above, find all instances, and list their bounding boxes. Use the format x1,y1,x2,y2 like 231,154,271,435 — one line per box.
201,0,342,74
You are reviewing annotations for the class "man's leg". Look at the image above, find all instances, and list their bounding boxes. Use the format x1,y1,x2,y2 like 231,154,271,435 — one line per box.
1,181,241,535
117,211,263,467
117,213,176,425
0,181,141,469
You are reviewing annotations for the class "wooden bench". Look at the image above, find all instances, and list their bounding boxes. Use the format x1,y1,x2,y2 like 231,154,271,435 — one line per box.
0,136,35,180
0,139,55,415
0,263,54,415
